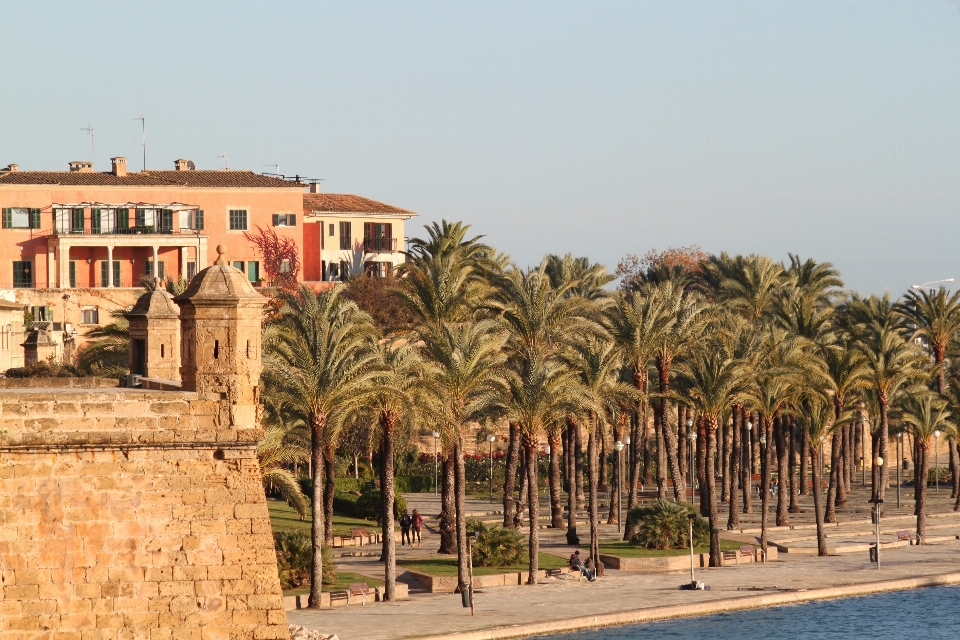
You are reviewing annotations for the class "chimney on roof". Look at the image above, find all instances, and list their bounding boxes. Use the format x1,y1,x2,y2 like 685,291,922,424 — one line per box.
2,164,17,173
307,183,321,194
69,161,93,173
111,157,127,178
175,159,193,171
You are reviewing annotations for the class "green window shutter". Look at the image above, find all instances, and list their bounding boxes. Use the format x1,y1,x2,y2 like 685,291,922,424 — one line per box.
69,262,76,288
290,214,296,226
2,208,10,229
272,214,280,226
91,208,101,234
247,261,259,282
195,210,204,230
101,261,108,287
117,208,129,229
161,209,173,231
72,208,84,232
113,261,121,287
30,208,41,229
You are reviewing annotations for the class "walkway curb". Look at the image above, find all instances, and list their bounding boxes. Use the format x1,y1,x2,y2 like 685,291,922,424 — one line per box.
415,571,960,640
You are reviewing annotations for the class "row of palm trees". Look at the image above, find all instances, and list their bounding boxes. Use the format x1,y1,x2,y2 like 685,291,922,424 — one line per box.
259,222,960,608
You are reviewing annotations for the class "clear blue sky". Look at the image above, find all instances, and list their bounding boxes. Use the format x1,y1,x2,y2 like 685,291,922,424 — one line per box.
2,1,960,295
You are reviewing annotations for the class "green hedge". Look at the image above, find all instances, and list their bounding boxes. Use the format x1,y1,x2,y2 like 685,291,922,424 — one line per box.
297,476,433,502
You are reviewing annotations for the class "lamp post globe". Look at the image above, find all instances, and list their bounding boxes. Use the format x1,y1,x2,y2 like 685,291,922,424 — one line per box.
486,434,496,503
874,456,883,468
432,431,441,495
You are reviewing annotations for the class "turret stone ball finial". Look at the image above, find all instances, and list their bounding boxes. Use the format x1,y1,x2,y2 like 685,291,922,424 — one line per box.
215,244,228,266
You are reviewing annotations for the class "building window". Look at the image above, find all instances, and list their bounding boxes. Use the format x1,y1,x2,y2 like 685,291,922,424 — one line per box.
328,262,339,280
2,207,40,229
339,221,352,250
187,262,197,281
247,261,260,283
232,261,245,273
145,260,165,279
272,213,297,227
339,260,349,282
69,261,76,288
72,208,85,233
280,259,291,273
229,209,248,231
12,261,32,287
101,261,120,287
328,223,335,236
363,222,394,252
81,306,99,325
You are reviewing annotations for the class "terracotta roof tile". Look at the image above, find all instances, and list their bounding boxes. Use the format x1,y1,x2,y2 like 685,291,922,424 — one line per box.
303,193,416,216
0,170,301,189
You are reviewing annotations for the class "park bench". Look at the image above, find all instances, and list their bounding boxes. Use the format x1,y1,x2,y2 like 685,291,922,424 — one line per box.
348,582,372,606
545,567,573,578
897,530,919,546
329,590,349,606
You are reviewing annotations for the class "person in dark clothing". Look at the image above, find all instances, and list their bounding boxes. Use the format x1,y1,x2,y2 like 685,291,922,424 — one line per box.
411,509,424,547
399,510,413,547
568,550,595,581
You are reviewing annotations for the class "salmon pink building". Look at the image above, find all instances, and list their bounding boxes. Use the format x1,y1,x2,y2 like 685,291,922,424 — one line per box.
0,157,416,356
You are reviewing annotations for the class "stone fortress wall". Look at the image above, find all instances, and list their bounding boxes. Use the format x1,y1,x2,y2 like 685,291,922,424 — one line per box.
0,247,288,638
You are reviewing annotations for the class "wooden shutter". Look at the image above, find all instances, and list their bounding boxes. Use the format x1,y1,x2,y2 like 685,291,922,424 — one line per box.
73,208,84,232
195,210,204,230
113,261,121,287
1,209,10,229
30,208,41,229
91,208,101,234
69,262,76,288
161,209,173,232
101,261,108,287
272,214,280,226
289,214,296,226
117,208,129,229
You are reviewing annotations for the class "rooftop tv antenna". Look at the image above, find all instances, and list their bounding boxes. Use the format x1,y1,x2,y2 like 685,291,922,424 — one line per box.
133,114,146,170
217,154,230,170
263,164,280,175
80,125,94,166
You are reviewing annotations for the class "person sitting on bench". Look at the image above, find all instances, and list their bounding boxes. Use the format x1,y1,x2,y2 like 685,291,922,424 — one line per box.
569,550,595,581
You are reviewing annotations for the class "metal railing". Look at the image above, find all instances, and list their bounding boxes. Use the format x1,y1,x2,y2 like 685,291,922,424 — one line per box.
363,237,398,252
53,226,200,236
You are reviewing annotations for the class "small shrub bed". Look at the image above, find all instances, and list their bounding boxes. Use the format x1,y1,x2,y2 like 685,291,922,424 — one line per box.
467,519,525,568
625,499,708,550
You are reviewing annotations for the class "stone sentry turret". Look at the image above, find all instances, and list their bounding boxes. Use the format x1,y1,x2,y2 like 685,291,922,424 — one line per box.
175,244,265,427
125,278,181,383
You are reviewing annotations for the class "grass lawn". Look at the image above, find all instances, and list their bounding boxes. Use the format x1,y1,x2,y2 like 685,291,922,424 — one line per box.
597,540,741,558
281,571,385,596
400,552,567,577
268,498,381,537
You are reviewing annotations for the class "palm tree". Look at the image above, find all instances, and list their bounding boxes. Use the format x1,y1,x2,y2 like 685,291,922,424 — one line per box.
822,344,869,521
798,394,838,557
258,423,310,518
419,320,508,590
74,310,130,377
365,341,422,601
897,286,960,498
671,349,748,567
899,391,952,542
506,347,587,583
857,318,925,506
263,285,381,608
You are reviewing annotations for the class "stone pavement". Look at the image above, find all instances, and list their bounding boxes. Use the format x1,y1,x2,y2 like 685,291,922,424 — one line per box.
291,486,960,639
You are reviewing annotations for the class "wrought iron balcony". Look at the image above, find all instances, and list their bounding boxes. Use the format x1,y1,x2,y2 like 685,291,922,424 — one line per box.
363,237,398,252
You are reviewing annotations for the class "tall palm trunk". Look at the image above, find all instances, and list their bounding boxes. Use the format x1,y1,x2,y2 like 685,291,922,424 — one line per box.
775,414,789,527
810,435,827,557
706,417,721,567
587,413,600,568
678,405,689,490
628,411,641,510
787,419,799,513
566,418,580,544
308,412,326,608
728,405,741,530
503,422,520,528
949,439,959,500
323,444,336,544
657,360,686,502
379,411,397,600
438,450,457,554
721,416,731,504
760,417,773,559
548,433,564,528
655,402,668,499
917,440,929,542
575,417,585,510
453,435,469,590
515,452,527,528
697,418,708,516
525,441,540,584
874,397,890,510
825,429,842,524
607,415,624,524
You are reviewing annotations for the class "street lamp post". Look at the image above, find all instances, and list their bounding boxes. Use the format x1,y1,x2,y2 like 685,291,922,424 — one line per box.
897,431,902,509
745,420,753,497
687,513,697,585
873,456,884,570
432,431,440,495
624,434,631,497
934,430,941,494
487,434,496,503
760,433,767,497
687,425,697,502
860,416,867,486
614,441,625,532
911,278,954,291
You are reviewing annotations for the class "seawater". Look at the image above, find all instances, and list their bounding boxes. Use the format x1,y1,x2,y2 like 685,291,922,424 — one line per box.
531,584,960,639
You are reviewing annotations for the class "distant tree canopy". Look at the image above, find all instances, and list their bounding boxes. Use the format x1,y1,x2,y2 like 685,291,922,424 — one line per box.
342,273,417,335
244,226,301,293
615,245,709,290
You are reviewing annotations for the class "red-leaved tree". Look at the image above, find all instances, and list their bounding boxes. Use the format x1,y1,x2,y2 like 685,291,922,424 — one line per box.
243,225,301,293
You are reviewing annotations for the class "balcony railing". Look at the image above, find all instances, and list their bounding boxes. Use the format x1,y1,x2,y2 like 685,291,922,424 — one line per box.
54,226,201,237
363,237,398,252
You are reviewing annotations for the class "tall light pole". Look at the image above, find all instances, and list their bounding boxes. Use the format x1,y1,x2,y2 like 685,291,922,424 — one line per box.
897,431,902,509
934,429,941,494
614,441,625,532
760,433,767,497
860,416,868,486
873,456,884,570
624,434,631,495
432,431,440,495
688,425,697,502
487,434,496,503
911,278,954,291
745,420,753,498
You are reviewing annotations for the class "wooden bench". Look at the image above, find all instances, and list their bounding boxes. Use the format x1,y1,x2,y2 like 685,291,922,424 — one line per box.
545,567,572,578
897,530,919,546
350,528,372,546
348,582,372,606
329,590,349,606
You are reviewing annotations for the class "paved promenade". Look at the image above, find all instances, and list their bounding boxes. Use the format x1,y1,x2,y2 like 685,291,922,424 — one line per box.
288,486,960,640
